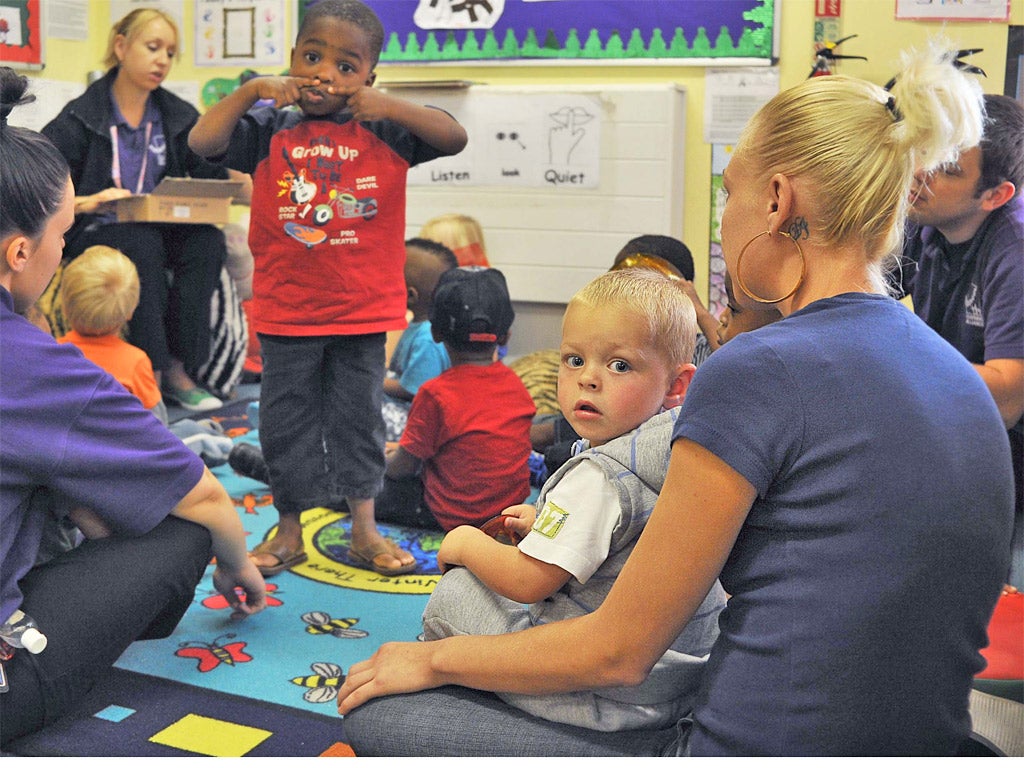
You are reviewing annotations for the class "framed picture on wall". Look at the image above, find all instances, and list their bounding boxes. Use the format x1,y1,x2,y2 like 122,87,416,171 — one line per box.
223,7,256,58
895,0,1010,22
0,0,43,69
194,0,285,66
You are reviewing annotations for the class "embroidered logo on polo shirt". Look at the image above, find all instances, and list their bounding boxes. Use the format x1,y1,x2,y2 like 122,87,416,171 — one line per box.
150,135,167,168
964,283,983,328
533,500,569,539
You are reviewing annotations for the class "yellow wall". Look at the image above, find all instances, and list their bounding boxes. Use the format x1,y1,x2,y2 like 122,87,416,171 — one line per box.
34,0,1024,300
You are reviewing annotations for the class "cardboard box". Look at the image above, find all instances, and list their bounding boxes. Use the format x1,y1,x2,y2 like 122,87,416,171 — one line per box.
115,178,244,225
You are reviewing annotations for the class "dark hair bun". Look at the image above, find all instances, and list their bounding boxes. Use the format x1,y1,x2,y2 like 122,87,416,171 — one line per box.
0,66,34,124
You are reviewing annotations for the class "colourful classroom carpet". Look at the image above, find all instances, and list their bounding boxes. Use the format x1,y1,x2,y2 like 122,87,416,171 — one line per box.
7,401,443,757
6,668,352,757
114,439,444,718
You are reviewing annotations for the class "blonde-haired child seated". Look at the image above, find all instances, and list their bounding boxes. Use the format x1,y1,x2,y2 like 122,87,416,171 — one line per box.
58,247,234,467
58,245,168,425
384,213,490,365
424,267,727,731
419,213,490,267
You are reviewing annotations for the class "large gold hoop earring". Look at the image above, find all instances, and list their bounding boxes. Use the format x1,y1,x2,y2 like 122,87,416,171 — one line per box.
733,230,806,305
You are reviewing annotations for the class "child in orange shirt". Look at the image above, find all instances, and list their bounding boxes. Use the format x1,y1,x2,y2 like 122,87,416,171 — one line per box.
58,245,167,424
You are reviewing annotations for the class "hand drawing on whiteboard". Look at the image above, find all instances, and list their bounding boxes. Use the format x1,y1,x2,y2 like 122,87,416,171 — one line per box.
548,106,594,165
414,0,505,29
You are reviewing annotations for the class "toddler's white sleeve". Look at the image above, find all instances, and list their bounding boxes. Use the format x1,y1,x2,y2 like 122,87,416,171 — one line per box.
518,460,620,584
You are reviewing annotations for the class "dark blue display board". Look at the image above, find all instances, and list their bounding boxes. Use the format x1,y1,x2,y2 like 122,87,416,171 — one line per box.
301,0,776,64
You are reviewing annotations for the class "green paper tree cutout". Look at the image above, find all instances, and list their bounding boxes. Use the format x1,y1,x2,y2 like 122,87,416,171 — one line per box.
383,32,404,60
461,30,481,59
625,28,646,58
713,26,736,56
604,30,624,58
582,28,604,57
440,31,459,57
646,28,669,58
741,0,774,57
541,29,560,53
499,28,519,58
421,31,441,59
744,0,774,29
481,29,500,58
691,27,712,57
735,28,762,57
668,27,689,57
563,28,582,58
520,28,540,57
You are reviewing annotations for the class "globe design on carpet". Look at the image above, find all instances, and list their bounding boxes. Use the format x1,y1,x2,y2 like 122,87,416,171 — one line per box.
317,519,441,574
288,508,444,594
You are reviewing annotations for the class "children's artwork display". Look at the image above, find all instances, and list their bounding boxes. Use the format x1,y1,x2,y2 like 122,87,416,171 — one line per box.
0,0,43,68
300,0,777,64
895,0,1010,22
194,0,286,66
707,144,735,320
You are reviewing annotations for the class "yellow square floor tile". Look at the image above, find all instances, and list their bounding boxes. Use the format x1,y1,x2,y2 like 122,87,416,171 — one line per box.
149,713,272,757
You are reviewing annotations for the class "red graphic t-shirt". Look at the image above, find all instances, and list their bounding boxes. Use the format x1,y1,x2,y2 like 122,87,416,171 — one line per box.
227,110,448,337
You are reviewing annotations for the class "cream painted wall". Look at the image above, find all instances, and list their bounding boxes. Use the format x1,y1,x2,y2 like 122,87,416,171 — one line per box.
32,0,1024,348
372,0,1022,303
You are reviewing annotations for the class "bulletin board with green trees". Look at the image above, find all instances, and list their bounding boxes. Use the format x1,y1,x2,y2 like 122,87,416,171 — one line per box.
300,0,777,65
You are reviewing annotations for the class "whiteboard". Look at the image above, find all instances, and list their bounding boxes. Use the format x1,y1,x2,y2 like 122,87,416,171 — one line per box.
407,90,603,189
398,84,687,304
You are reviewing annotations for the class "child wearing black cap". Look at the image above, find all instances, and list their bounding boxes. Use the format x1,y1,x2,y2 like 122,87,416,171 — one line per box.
378,267,536,531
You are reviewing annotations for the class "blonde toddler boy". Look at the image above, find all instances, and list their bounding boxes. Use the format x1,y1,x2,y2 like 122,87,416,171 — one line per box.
59,246,167,424
424,268,728,732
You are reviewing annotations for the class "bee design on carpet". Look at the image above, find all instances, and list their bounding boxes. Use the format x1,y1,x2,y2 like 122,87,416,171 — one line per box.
291,661,345,703
301,611,369,639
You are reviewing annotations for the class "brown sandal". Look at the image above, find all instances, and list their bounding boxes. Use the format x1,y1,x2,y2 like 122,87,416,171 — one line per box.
347,542,417,576
249,538,308,577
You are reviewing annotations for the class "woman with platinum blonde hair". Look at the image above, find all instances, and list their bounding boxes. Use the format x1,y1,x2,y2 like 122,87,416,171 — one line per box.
336,40,1013,757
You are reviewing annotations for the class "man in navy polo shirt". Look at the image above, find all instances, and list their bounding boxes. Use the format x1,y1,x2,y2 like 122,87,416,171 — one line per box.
899,94,1024,589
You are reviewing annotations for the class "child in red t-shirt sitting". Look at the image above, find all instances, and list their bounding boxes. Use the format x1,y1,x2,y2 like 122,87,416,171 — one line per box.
377,267,536,531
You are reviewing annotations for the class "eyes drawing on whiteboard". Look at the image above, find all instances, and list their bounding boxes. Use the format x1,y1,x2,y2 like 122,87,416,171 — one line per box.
548,106,594,165
495,130,526,149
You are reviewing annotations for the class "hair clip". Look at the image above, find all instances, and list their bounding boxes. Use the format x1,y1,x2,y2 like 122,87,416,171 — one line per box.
885,95,902,122
950,48,986,77
611,254,682,280
884,47,985,91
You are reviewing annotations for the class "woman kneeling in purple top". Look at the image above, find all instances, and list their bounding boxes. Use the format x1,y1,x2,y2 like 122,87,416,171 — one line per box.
0,67,266,748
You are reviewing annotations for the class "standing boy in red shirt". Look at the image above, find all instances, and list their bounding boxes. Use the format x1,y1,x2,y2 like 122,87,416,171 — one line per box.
189,0,467,576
